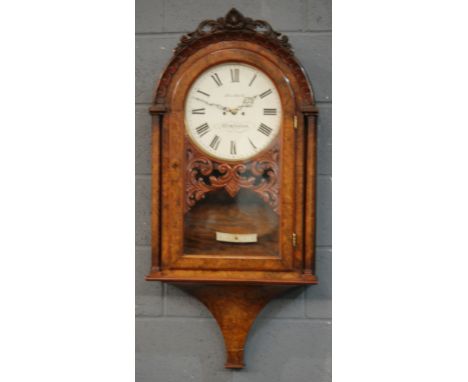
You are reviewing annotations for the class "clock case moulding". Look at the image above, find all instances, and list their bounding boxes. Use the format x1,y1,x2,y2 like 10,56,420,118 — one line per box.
145,8,319,369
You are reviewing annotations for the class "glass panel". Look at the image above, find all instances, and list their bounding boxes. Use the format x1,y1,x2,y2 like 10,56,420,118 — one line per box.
184,187,279,257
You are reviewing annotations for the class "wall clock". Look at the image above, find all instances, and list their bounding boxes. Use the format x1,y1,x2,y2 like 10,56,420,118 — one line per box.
146,8,319,369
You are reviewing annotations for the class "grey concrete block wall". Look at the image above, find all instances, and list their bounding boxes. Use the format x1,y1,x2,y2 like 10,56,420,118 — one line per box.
136,1,331,381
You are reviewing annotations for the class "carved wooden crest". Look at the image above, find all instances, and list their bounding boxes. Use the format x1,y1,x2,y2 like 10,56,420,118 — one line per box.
175,8,293,55
152,8,314,107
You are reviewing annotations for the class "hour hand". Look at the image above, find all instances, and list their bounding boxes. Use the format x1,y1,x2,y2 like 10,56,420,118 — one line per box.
193,97,228,111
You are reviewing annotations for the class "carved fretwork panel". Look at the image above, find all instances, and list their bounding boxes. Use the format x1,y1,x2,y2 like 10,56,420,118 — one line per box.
185,139,280,214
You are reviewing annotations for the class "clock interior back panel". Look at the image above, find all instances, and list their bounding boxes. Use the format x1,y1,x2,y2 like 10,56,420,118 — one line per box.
183,189,280,257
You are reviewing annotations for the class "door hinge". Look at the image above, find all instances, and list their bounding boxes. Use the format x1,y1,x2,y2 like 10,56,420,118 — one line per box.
293,115,298,129
292,232,297,248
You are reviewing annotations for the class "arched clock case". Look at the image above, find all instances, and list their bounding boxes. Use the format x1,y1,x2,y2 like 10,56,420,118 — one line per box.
145,8,319,369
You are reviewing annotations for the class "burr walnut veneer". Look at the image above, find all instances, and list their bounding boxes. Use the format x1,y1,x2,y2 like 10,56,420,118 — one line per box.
145,8,319,369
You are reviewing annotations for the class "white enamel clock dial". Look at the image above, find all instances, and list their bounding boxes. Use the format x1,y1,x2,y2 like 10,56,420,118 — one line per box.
185,62,282,161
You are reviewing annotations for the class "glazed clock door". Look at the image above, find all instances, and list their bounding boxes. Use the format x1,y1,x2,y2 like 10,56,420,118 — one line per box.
161,51,299,272
184,62,282,258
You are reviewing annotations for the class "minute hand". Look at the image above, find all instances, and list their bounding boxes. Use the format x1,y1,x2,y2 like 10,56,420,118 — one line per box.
193,97,228,111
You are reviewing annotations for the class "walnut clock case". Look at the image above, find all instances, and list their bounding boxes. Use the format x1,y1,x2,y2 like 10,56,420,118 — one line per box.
146,8,319,369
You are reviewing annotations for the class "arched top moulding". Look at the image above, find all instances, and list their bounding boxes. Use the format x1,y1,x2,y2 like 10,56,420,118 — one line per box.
151,8,317,115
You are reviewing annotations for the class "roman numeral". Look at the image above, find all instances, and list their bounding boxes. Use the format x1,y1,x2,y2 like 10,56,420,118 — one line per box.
209,135,221,150
197,90,210,97
230,68,239,83
195,123,210,137
230,141,237,155
258,123,273,136
259,89,272,99
192,108,205,115
263,108,277,115
211,73,222,87
248,138,257,150
249,74,257,87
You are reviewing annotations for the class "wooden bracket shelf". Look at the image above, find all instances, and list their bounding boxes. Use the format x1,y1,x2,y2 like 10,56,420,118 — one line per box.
176,284,297,369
